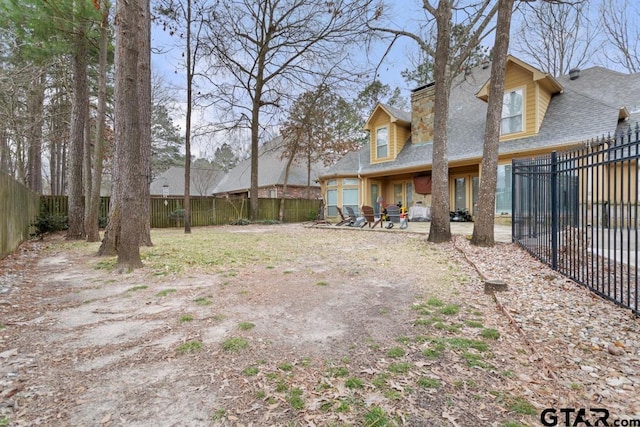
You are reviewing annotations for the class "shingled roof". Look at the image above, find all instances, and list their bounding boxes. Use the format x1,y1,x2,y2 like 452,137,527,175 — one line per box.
322,60,640,178
213,137,328,195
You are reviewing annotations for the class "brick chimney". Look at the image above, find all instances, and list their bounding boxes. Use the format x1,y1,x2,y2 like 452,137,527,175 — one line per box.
411,83,436,144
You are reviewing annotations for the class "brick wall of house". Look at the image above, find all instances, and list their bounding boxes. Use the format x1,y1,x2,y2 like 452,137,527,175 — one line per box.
256,185,321,199
411,84,436,144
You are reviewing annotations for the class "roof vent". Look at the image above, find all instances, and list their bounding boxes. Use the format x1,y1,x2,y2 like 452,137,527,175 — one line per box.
569,68,580,80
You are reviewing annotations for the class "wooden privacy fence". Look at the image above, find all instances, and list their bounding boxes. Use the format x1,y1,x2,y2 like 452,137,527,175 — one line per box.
1,172,40,258
39,195,321,228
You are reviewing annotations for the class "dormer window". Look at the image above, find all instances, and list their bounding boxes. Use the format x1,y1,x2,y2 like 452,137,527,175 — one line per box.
376,126,388,158
501,89,523,134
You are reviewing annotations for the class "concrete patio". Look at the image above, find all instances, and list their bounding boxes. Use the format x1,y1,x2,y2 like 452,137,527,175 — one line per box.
315,220,513,243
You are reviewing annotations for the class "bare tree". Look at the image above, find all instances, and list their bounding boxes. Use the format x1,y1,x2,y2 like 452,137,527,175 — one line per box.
279,84,362,220
601,0,640,73
205,0,372,221
369,0,498,243
155,0,213,234
512,1,598,76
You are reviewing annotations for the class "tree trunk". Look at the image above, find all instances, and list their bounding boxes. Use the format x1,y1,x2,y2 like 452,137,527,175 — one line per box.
26,71,45,193
427,1,453,244
278,152,295,222
183,0,193,234
250,50,266,222
67,25,89,240
471,0,514,247
86,0,110,243
0,126,9,174
114,0,145,271
249,105,260,221
138,0,153,244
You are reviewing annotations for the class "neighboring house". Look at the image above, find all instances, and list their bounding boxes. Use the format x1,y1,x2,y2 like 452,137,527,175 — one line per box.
212,137,327,199
150,166,223,196
320,55,640,221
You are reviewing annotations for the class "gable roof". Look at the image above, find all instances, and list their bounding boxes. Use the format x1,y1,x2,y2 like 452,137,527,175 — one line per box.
363,103,411,130
476,55,563,100
150,166,223,196
213,137,328,194
322,60,640,178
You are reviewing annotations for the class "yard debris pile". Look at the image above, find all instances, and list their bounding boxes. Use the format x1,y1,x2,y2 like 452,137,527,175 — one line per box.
0,225,638,426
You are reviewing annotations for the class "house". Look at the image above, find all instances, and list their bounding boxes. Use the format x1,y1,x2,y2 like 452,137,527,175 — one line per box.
212,137,327,199
150,166,223,197
320,55,640,222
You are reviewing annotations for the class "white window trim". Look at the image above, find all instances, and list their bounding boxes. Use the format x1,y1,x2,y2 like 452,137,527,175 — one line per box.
376,126,389,158
501,87,525,136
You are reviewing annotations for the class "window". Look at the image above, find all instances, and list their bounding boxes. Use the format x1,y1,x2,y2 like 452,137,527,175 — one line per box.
454,178,466,211
342,188,359,215
405,182,413,207
495,165,512,215
376,127,388,158
326,189,338,217
343,178,358,186
501,89,523,134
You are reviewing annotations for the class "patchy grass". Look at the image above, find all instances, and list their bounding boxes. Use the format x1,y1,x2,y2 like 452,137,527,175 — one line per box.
426,297,444,307
278,363,293,372
439,304,460,316
238,321,255,331
492,392,537,415
464,319,484,328
287,388,305,410
386,347,406,358
127,285,148,292
194,297,212,306
94,259,117,270
328,366,349,378
462,352,494,370
447,337,489,352
315,281,328,287
481,328,501,340
362,406,389,427
417,377,442,389
156,288,177,297
179,314,194,323
140,229,292,274
344,377,364,389
176,340,203,354
387,362,411,374
222,337,249,352
242,366,259,376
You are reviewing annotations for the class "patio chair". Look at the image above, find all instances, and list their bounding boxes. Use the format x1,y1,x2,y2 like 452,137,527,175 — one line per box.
360,205,383,228
385,204,401,223
335,207,351,226
345,206,365,227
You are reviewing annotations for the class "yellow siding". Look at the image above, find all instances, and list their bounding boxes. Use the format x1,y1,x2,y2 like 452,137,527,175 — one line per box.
395,124,411,156
369,109,391,163
536,87,552,133
502,63,535,141
368,108,410,163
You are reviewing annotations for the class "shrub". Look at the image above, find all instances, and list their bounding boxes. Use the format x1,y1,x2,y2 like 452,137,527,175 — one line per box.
31,213,68,237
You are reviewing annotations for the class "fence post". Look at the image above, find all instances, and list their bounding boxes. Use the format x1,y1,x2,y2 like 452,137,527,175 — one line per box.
551,151,558,270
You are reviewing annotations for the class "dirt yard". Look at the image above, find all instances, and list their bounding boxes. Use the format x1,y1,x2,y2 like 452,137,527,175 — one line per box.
0,224,639,426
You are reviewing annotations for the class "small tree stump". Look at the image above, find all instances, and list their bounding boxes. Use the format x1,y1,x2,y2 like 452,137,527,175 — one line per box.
484,279,508,294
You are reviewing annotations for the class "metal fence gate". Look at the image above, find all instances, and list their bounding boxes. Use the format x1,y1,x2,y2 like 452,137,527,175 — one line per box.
512,124,639,315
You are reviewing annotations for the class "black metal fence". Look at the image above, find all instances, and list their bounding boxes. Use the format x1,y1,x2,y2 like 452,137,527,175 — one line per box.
512,124,639,315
